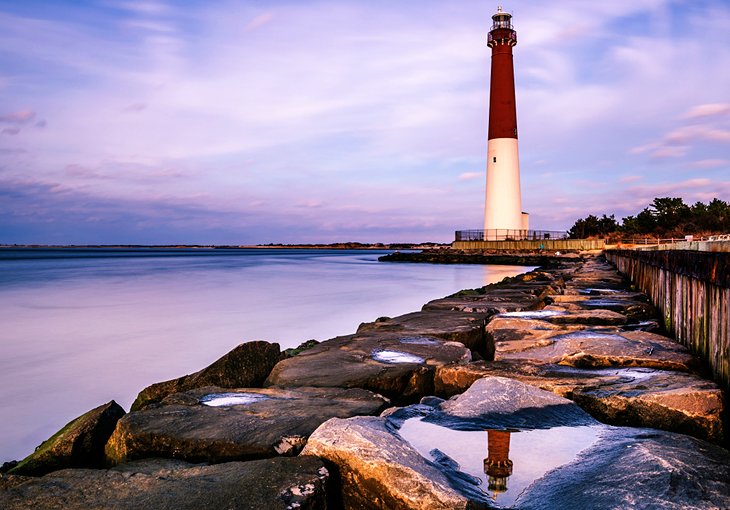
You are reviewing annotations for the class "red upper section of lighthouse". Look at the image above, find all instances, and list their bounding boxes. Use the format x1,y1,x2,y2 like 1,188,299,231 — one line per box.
487,7,518,140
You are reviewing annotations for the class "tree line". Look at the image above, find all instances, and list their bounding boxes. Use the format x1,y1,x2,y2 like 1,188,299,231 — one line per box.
568,197,730,239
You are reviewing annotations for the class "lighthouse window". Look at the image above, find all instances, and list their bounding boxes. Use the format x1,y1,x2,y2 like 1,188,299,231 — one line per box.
493,157,497,163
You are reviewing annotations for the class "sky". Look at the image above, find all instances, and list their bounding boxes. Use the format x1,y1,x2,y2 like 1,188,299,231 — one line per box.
1,0,729,244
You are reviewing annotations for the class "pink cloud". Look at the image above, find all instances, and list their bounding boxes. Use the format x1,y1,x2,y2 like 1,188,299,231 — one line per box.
682,103,730,120
688,159,729,169
632,124,730,161
458,172,481,181
297,199,323,208
0,110,36,124
619,175,641,183
650,145,688,159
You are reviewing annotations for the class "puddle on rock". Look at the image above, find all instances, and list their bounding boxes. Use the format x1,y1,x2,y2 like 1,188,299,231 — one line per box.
399,336,441,346
398,419,599,508
577,288,623,295
499,310,567,319
550,330,625,342
580,299,630,307
199,392,270,407
372,349,425,364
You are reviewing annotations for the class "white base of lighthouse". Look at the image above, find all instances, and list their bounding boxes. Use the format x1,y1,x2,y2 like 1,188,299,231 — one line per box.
483,137,524,239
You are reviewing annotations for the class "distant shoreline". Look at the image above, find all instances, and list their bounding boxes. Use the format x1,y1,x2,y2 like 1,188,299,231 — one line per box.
0,243,449,251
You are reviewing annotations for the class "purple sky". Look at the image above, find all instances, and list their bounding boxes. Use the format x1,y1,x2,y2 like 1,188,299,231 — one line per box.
1,0,729,244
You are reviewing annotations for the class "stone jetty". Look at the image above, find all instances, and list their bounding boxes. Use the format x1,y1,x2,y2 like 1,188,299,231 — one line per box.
2,255,729,509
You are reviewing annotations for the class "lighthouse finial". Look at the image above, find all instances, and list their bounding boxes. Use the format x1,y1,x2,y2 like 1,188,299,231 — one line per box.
497,5,503,13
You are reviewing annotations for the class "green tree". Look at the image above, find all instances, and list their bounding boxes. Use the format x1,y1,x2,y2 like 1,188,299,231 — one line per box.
569,214,618,238
649,197,690,234
570,197,729,238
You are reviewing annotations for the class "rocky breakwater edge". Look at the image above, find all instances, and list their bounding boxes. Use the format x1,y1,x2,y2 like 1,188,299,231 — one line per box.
1,256,729,509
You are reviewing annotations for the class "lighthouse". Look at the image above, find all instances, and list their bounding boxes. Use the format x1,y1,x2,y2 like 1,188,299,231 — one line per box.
483,7,528,240
484,430,513,495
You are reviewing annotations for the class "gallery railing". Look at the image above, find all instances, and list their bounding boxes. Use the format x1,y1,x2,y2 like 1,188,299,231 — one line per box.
455,230,569,242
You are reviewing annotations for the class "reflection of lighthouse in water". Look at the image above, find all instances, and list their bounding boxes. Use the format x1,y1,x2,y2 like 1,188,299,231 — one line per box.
484,430,513,494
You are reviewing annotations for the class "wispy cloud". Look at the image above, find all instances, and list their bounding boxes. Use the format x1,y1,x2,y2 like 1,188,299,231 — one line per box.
688,159,729,169
682,103,730,120
243,12,274,33
458,172,481,181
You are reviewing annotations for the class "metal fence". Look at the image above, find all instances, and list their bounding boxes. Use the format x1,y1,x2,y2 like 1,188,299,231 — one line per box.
611,235,730,245
455,229,569,242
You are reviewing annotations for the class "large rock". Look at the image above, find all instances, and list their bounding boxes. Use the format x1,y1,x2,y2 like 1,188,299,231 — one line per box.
435,361,725,442
131,340,281,411
495,328,696,371
9,401,124,476
357,310,488,356
571,370,725,443
106,385,388,465
0,457,329,510
265,333,471,402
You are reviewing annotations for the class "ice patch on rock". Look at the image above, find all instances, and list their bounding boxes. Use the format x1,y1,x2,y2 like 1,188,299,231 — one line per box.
372,349,425,364
500,310,567,318
399,336,440,345
578,288,622,295
199,392,270,407
551,331,625,342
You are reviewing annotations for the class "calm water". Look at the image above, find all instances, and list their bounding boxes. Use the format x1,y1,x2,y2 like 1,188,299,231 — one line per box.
399,419,600,507
0,248,529,463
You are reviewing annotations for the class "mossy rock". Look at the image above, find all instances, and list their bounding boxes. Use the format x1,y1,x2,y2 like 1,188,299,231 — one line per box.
283,339,319,357
9,400,125,476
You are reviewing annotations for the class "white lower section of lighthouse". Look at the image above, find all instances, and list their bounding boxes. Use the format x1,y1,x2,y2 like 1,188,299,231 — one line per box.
483,137,526,239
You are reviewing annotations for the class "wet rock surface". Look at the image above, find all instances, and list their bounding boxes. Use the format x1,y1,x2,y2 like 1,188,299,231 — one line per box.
496,328,696,371
265,333,471,401
131,340,282,411
0,457,329,510
9,401,125,476
107,386,388,465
